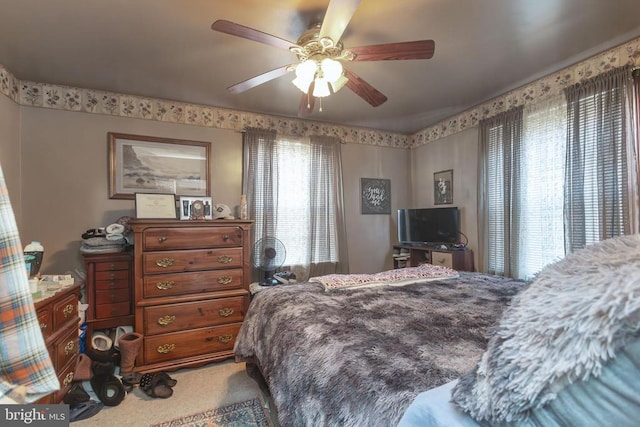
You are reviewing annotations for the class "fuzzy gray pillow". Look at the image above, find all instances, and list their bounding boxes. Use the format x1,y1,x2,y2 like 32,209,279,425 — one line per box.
451,234,640,423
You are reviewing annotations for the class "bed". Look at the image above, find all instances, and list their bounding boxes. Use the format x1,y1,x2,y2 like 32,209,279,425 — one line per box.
234,268,525,426
234,235,640,427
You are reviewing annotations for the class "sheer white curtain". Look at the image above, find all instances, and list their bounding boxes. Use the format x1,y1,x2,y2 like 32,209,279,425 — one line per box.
516,94,567,278
243,129,348,281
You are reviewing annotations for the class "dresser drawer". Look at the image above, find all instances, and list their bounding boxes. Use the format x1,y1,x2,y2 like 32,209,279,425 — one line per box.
144,323,242,364
144,296,246,335
431,251,453,268
52,359,77,404
95,261,130,271
95,277,130,291
54,326,78,372
143,269,243,298
36,306,53,340
96,288,130,305
52,292,78,329
95,270,130,281
143,247,243,274
96,302,131,318
143,226,244,251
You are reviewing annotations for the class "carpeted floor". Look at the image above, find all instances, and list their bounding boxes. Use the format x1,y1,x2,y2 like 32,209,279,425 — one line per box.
149,397,272,427
72,360,278,427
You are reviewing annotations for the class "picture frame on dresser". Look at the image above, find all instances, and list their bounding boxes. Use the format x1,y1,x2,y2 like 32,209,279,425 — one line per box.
135,193,177,219
179,196,214,220
108,132,211,199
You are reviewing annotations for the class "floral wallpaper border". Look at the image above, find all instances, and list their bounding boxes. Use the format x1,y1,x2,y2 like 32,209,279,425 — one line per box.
1,36,639,149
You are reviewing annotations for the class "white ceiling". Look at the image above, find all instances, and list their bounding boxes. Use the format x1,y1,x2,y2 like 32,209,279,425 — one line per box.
1,0,640,134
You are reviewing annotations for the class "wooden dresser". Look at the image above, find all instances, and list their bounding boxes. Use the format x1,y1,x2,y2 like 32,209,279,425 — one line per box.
130,219,252,373
34,282,81,403
83,252,133,342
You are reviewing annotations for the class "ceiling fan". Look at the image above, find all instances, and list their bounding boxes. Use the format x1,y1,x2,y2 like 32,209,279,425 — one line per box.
211,0,435,116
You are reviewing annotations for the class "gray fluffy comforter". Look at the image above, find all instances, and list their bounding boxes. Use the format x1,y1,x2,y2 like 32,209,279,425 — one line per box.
234,272,525,427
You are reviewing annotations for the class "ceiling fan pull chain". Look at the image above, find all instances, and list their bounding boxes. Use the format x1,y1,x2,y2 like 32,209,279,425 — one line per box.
319,97,323,112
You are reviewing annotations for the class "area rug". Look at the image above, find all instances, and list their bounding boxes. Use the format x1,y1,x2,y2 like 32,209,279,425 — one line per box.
149,397,272,427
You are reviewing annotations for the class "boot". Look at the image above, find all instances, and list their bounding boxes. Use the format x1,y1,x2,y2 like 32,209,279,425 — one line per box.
117,332,143,383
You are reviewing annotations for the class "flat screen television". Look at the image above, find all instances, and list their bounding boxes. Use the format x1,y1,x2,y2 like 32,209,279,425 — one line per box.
397,207,460,245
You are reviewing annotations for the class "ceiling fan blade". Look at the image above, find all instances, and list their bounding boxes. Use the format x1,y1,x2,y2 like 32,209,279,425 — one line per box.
212,20,299,51
344,69,387,107
319,0,362,43
349,40,435,61
298,81,316,116
227,65,292,94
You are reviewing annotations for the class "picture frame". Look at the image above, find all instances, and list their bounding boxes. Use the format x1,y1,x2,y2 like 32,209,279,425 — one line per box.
108,132,210,199
434,169,453,205
179,196,213,220
134,193,177,219
361,178,391,215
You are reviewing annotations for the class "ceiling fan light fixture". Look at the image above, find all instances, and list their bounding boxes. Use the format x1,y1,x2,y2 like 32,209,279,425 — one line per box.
295,60,317,81
292,76,313,93
320,58,343,81
329,74,348,93
312,78,331,98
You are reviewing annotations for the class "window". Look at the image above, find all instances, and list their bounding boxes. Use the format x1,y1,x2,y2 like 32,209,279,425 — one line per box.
243,129,347,280
481,67,636,279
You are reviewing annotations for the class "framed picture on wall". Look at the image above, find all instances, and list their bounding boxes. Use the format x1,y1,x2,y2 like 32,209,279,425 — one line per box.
108,132,211,199
361,178,391,215
434,169,453,205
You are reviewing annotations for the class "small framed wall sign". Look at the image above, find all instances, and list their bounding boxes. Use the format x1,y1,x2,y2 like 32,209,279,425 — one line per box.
361,178,391,215
179,196,213,220
134,193,177,219
434,169,453,205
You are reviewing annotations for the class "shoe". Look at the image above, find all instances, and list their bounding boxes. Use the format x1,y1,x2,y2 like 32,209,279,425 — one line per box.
139,373,174,398
69,400,104,422
63,383,90,407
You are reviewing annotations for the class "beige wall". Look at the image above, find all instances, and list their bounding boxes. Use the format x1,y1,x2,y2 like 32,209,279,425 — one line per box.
342,143,411,273
410,128,479,269
0,94,21,224
7,105,412,276
18,107,243,275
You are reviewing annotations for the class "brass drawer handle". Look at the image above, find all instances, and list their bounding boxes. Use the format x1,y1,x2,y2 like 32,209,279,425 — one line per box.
158,236,167,243
157,343,175,354
217,276,233,285
219,308,234,317
110,294,116,302
63,372,74,386
63,304,74,317
218,334,233,344
40,323,48,331
156,258,174,268
156,280,175,290
157,315,176,326
223,234,230,241
109,263,116,270
64,340,75,355
217,255,232,264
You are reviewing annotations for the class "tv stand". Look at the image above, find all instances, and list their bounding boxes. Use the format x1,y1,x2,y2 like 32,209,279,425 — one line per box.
392,244,474,271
